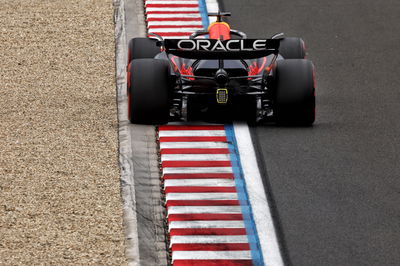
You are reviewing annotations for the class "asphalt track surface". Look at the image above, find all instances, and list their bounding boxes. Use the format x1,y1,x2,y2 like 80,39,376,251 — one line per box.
220,0,400,265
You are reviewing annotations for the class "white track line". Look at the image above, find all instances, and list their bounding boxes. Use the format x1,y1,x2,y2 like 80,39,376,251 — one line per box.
169,220,245,229
233,122,284,266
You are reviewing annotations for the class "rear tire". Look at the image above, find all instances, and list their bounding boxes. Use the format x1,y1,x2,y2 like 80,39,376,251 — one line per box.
128,59,170,124
279,37,306,59
128,38,160,63
273,59,315,125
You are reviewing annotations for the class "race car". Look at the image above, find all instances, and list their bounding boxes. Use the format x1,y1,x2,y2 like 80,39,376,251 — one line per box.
126,12,315,125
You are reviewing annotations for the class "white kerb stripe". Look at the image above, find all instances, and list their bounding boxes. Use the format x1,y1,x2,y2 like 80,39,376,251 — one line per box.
168,206,242,214
166,192,237,201
161,154,230,161
146,7,199,12
146,1,199,4
169,220,245,229
164,178,235,187
170,235,248,245
159,130,226,137
160,142,228,149
148,21,203,26
159,36,191,39
147,14,201,18
172,251,252,261
162,167,232,174
144,0,199,1
149,28,201,33
143,0,195,3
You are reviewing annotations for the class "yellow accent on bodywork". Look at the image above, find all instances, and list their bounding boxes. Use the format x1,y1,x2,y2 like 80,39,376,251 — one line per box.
216,88,228,104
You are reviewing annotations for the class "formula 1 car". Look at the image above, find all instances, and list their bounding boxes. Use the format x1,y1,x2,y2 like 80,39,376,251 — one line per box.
127,12,315,125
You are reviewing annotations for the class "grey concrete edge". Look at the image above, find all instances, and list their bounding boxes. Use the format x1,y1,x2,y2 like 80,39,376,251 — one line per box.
114,0,140,264
115,0,168,265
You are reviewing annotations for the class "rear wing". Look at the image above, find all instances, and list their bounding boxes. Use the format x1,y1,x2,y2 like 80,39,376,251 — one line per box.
162,39,280,59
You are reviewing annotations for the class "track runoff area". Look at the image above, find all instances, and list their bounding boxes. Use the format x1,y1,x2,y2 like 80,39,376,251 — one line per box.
144,0,283,265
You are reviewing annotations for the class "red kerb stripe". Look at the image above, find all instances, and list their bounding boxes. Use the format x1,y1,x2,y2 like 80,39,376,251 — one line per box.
169,228,247,236
163,173,234,179
165,186,236,193
147,17,201,21
162,160,231,168
168,213,243,221
166,200,239,208
159,136,227,142
171,243,250,251
161,148,230,154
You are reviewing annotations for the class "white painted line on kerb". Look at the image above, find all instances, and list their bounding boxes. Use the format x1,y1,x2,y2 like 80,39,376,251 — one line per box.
155,36,192,39
160,142,228,149
169,220,245,229
148,21,203,26
145,0,199,1
164,178,235,187
233,122,284,266
149,28,202,33
172,251,252,261
166,192,237,201
146,1,199,5
168,205,242,214
159,130,226,137
146,7,200,12
170,235,248,245
161,154,230,161
147,13,201,18
162,167,233,174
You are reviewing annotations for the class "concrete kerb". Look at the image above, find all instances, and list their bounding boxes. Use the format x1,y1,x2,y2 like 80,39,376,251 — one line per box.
115,0,168,264
114,0,140,264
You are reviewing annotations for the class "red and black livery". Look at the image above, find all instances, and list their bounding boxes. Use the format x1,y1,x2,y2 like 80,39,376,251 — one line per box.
127,12,316,125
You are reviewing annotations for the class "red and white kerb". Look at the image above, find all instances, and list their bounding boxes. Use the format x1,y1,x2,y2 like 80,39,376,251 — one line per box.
159,125,253,265
144,0,204,38
147,1,256,264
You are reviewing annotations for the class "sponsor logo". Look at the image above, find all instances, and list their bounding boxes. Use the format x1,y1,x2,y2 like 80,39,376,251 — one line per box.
176,39,268,52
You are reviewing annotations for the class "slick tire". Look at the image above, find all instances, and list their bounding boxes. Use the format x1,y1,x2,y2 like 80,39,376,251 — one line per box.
128,59,170,124
127,37,160,62
279,37,306,59
273,59,315,126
